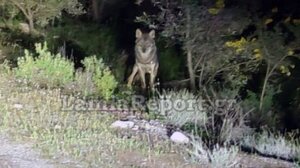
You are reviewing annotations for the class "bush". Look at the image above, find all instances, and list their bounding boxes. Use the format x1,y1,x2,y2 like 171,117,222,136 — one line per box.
148,89,207,127
241,87,280,128
241,130,300,161
0,60,12,76
77,56,118,100
189,138,240,168
15,42,75,88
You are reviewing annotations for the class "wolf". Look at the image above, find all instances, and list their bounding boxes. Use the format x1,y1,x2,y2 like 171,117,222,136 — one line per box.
127,29,159,90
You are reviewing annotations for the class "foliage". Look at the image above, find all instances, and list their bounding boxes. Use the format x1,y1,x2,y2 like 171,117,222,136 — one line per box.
0,60,12,76
202,88,252,145
189,138,239,168
80,56,118,100
0,0,85,32
46,18,119,66
15,42,74,88
253,26,299,111
241,87,280,128
208,144,239,168
148,89,207,128
13,41,117,100
241,129,300,161
148,88,251,145
137,0,253,91
0,77,169,167
157,41,184,81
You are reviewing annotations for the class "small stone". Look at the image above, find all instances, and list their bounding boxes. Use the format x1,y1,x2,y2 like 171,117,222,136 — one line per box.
132,125,139,131
126,115,136,120
170,131,189,144
111,120,135,129
144,123,152,130
13,104,24,110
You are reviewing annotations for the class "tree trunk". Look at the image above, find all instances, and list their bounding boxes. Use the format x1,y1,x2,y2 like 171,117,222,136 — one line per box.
91,0,100,21
185,7,196,91
187,50,196,91
259,63,270,111
28,17,34,33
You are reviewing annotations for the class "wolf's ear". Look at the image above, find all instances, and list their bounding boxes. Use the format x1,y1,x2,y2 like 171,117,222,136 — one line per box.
136,29,142,38
149,30,155,39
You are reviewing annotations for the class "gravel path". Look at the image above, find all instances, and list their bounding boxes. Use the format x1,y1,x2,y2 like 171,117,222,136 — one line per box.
0,134,56,168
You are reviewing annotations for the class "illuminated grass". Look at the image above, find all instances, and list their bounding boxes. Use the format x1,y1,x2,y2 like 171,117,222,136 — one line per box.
0,74,168,167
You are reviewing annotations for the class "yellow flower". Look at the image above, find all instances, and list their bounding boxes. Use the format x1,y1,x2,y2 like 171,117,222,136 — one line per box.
272,7,278,13
280,65,286,73
208,8,220,15
236,48,243,54
287,72,291,76
290,64,295,69
239,37,247,44
254,49,260,53
293,19,300,25
216,0,225,8
265,18,273,25
284,17,291,23
254,53,262,59
225,41,233,47
288,50,294,55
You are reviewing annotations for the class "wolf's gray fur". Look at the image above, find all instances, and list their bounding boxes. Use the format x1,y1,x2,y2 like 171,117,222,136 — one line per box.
127,29,159,89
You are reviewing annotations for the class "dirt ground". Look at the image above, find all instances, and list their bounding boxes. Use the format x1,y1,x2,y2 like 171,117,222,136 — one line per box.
0,134,82,168
0,133,296,168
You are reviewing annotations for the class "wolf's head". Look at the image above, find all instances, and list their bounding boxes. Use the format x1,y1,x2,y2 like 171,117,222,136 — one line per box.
135,29,156,55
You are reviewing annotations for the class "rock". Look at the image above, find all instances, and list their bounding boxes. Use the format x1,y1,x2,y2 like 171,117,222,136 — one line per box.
13,104,24,110
132,125,139,131
111,120,134,129
170,132,189,144
126,115,137,120
19,23,30,34
144,123,152,130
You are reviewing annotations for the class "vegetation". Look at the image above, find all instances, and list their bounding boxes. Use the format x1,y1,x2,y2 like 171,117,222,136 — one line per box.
189,139,240,168
0,0,299,167
241,129,300,161
0,0,84,33
15,42,75,88
79,55,118,100
0,76,172,167
14,42,117,100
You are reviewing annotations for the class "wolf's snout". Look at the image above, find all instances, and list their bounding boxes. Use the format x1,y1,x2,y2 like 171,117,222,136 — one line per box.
142,48,146,53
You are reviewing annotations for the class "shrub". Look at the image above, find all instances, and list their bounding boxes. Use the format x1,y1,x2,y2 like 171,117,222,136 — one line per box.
208,144,239,168
241,130,300,160
148,89,207,128
188,138,239,168
241,87,280,128
15,42,75,88
78,56,118,100
73,68,95,97
0,60,12,76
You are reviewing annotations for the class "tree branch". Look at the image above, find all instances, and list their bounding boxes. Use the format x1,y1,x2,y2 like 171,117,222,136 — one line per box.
9,0,30,19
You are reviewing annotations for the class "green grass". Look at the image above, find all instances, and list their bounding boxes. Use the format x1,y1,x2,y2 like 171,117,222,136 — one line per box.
0,74,171,167
241,129,300,161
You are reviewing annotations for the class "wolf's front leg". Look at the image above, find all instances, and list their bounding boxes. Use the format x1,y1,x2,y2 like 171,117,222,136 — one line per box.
127,64,138,87
139,69,146,89
150,65,158,90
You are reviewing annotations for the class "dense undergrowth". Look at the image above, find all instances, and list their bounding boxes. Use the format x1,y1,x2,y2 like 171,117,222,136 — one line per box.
0,44,299,167
0,1,299,167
